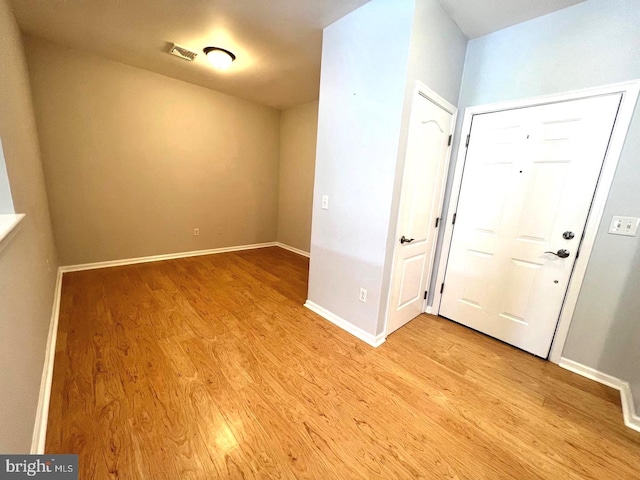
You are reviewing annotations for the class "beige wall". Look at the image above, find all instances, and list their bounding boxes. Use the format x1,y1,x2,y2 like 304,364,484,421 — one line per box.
0,0,59,452
25,35,281,266
277,101,318,253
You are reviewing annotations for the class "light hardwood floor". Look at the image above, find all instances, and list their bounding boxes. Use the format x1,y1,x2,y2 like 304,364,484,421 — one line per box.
47,246,640,479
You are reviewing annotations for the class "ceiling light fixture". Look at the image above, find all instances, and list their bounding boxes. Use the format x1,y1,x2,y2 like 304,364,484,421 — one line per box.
203,47,236,70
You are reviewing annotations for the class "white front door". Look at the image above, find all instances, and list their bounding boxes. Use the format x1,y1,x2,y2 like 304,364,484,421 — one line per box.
387,89,455,335
440,94,622,357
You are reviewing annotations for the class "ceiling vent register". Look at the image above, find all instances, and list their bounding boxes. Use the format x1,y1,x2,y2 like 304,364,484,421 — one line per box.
168,43,198,61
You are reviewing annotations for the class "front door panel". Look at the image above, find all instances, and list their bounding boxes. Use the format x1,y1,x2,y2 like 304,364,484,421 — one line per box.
440,94,621,357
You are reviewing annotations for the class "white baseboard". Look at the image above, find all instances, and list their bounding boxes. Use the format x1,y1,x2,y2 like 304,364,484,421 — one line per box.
60,242,278,273
619,383,640,433
559,357,640,433
276,242,310,258
304,300,385,348
31,269,64,454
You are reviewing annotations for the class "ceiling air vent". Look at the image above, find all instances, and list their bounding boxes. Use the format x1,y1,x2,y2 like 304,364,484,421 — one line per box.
168,43,198,62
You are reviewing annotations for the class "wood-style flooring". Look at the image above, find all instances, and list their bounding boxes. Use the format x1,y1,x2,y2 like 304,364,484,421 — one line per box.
47,246,640,479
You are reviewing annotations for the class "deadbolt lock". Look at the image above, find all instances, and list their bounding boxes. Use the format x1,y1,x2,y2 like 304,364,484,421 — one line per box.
562,231,575,240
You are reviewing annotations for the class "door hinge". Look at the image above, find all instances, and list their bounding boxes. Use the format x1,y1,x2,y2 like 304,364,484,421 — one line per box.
424,291,428,300
448,135,452,146
440,283,445,294
452,213,457,225
465,134,470,148
435,217,440,228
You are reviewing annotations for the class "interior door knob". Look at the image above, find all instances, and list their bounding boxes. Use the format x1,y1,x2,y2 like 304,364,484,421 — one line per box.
400,235,415,244
545,249,570,258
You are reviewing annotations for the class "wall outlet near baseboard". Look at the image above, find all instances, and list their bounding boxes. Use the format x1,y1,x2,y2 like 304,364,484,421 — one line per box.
359,288,367,303
193,228,200,236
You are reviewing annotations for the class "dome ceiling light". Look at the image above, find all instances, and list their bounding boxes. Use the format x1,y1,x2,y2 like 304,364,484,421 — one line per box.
203,47,236,70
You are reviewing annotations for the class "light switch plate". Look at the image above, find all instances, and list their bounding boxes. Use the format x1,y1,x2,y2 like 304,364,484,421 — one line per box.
608,216,640,237
321,195,329,210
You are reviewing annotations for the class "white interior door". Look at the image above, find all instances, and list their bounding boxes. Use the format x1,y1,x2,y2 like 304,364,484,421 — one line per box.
387,89,455,335
440,94,622,357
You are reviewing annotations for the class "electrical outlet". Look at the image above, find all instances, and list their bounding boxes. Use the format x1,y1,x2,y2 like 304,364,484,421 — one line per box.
359,288,367,303
608,216,640,237
321,195,329,210
193,228,200,236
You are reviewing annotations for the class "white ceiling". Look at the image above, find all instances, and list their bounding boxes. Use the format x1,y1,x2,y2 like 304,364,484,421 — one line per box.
439,0,584,39
10,0,585,109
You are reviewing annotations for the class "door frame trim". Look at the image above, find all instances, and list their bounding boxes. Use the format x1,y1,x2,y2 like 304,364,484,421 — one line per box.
383,81,457,338
431,80,640,363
